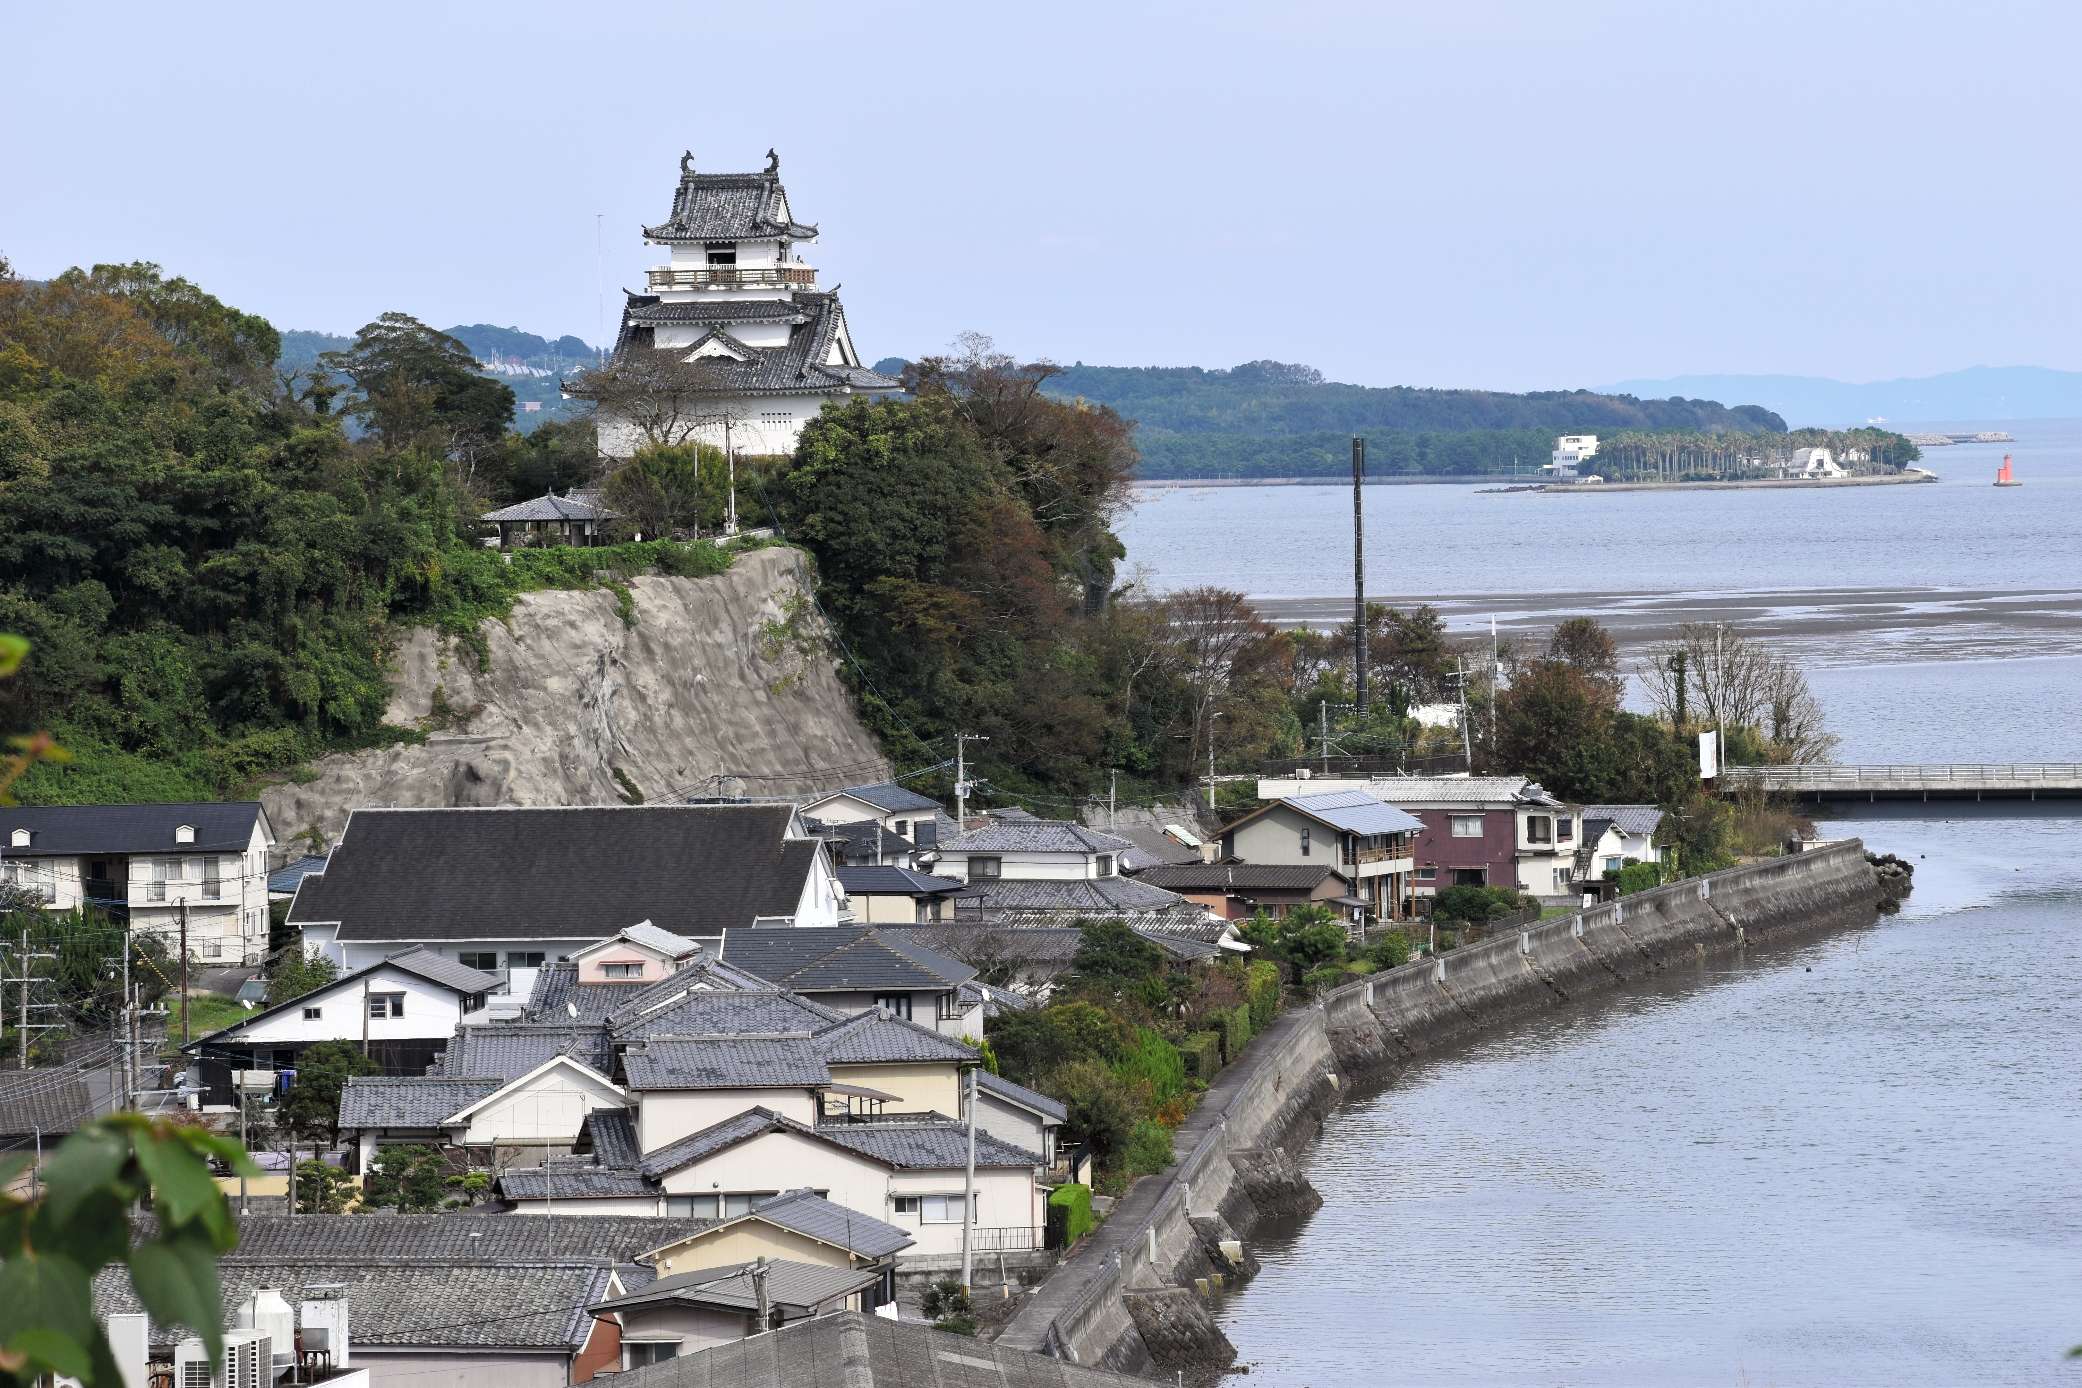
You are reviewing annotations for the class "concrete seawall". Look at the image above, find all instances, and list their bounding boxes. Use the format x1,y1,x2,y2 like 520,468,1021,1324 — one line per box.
998,840,1888,1373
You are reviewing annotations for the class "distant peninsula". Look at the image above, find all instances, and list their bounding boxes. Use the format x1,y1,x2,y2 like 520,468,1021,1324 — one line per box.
1605,365,2080,427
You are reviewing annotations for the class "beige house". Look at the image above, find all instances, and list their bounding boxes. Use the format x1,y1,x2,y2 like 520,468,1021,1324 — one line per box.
1218,790,1421,921
833,866,963,924
591,1258,883,1368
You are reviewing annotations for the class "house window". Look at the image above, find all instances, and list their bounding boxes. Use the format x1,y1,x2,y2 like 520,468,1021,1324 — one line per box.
366,992,405,1020
1557,818,1573,842
302,1007,323,1020
457,952,498,971
936,992,961,1021
1526,816,1553,845
1449,815,1483,839
460,993,485,1015
175,825,196,845
202,856,223,899
600,962,643,980
1298,827,1310,858
915,899,939,924
874,993,913,1020
1452,868,1488,887
8,828,28,848
665,1191,775,1219
968,857,1002,879
505,951,546,969
1603,856,1625,875
895,1193,976,1224
1417,866,1438,881
704,241,737,267
625,1343,680,1370
1095,854,1114,877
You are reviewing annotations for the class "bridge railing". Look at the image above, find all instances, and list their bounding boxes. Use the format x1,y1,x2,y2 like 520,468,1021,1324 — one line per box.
1724,763,2082,787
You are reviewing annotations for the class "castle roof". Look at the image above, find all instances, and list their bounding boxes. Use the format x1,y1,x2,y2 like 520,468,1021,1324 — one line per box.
644,157,819,243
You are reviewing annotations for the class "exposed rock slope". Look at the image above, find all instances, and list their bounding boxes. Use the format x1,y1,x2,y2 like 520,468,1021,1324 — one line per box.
263,547,887,845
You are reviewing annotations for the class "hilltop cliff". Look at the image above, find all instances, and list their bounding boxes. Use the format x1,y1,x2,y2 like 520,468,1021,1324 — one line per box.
262,547,887,845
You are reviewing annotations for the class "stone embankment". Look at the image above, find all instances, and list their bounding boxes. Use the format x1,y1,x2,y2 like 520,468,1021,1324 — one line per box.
262,547,887,844
998,840,1898,1375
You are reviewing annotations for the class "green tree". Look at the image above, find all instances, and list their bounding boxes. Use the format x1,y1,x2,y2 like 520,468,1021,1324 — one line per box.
1070,918,1162,982
265,950,338,1007
361,1144,451,1213
601,443,711,539
292,1160,353,1214
320,313,514,460
278,1040,375,1142
921,1278,976,1336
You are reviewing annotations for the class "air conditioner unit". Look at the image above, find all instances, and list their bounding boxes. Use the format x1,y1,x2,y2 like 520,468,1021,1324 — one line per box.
175,1329,272,1388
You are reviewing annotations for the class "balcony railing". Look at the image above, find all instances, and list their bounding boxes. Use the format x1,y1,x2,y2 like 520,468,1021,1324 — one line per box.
966,1225,1046,1254
645,265,817,291
1354,844,1408,865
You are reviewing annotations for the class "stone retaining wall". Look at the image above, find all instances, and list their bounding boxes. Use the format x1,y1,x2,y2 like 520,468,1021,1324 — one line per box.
1002,840,1886,1372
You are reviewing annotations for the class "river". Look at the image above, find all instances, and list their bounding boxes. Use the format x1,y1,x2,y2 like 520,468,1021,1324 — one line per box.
1114,422,2082,1384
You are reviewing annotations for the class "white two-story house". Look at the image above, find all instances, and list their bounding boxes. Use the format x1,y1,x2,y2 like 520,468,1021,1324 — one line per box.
0,802,276,963
1217,790,1421,921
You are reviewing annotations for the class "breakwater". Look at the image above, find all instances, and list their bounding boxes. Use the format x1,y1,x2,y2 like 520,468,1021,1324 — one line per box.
997,840,1894,1374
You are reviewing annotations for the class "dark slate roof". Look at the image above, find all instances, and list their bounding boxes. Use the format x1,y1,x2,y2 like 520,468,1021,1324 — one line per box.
480,491,616,523
184,948,500,1052
622,296,810,327
812,1009,979,1066
621,1036,831,1090
607,292,901,399
611,1310,1153,1388
1582,804,1665,837
639,1107,801,1178
95,1262,614,1351
728,1188,913,1260
718,925,975,993
438,1023,616,1080
267,854,329,896
592,1257,880,1315
608,982,841,1043
1135,864,1349,893
0,801,264,857
288,805,820,942
498,1158,657,1201
950,875,1189,914
644,165,818,242
581,1107,642,1167
898,923,1221,968
338,1075,498,1128
976,1069,1068,1123
823,782,942,815
0,1068,102,1136
525,952,773,1025
813,1118,1038,1170
834,865,964,896
940,819,1131,855
137,1212,707,1264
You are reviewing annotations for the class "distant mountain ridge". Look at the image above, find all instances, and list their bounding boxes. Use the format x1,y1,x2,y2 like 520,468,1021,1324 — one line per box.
1605,366,2082,428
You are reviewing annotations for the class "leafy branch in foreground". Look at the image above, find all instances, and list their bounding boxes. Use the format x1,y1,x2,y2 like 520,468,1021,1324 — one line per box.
0,1114,255,1388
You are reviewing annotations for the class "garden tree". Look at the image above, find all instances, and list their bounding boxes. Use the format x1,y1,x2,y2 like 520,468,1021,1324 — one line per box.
920,1278,977,1336
277,1040,375,1142
1497,658,1696,804
292,1160,353,1214
561,350,741,451
1163,586,1280,781
265,949,337,1007
361,1144,452,1212
1069,918,1163,982
499,416,600,503
1048,1059,1140,1168
602,443,712,539
0,1115,253,1387
1237,905,1349,980
1546,616,1623,709
320,314,514,471
1635,623,1838,763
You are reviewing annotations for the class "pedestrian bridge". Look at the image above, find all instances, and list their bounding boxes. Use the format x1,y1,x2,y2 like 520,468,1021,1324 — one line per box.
1721,763,2082,802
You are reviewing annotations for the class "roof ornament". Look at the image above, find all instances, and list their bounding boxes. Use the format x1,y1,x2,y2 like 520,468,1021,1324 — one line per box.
680,149,696,177
765,148,780,175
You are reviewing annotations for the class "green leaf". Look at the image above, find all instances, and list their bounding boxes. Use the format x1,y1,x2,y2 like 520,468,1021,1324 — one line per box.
129,1236,226,1364
0,1154,31,1191
0,1251,98,1379
132,1130,228,1239
26,1187,132,1276
37,1125,129,1225
0,634,27,677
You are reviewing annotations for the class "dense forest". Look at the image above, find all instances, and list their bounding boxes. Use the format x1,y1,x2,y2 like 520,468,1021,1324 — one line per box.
869,357,1792,479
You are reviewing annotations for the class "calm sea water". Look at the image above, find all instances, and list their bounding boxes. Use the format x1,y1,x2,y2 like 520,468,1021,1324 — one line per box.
1114,422,2082,1384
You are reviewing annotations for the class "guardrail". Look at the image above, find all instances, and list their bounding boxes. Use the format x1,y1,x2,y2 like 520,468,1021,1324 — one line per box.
1721,763,2082,797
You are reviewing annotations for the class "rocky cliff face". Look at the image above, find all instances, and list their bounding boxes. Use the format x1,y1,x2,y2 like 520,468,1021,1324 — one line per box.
263,547,888,846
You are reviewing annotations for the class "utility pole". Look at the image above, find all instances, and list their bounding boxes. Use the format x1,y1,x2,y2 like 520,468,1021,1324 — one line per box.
954,733,989,827
237,1089,250,1214
1352,437,1368,714
1204,711,1224,822
1319,702,1330,775
1450,659,1473,770
12,927,56,1069
1107,769,1119,831
1490,615,1501,754
959,1064,978,1293
1671,648,1688,729
723,419,739,536
177,899,190,1047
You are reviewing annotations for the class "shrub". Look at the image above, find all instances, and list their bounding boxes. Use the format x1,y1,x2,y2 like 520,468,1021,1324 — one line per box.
1113,1027,1185,1105
1218,1003,1253,1063
1614,861,1662,895
1431,884,1524,924
1301,962,1349,994
1178,1031,1223,1084
922,1278,976,1336
1362,930,1412,971
987,1000,1130,1087
1072,918,1164,981
1125,1120,1176,1177
1047,1183,1096,1248
1245,960,1282,1030
1051,1058,1139,1166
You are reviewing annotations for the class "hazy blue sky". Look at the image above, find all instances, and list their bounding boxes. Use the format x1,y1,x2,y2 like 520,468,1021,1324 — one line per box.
7,1,2075,391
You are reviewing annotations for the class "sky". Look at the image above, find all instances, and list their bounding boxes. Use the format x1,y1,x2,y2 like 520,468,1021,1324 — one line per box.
6,0,2079,392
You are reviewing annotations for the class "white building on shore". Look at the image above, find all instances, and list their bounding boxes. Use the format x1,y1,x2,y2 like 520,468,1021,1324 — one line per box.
591,150,902,459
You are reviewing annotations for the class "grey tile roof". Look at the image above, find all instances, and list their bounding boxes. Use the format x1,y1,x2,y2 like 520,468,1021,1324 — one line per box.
592,1257,880,1315
383,946,505,994
480,491,616,523
581,1107,642,1167
616,922,703,958
621,1036,831,1091
289,805,819,942
811,1009,979,1065
338,1076,498,1128
169,1211,712,1265
940,819,1132,855
643,166,819,242
267,854,329,896
0,1069,102,1136
950,875,1189,914
1135,864,1348,893
438,1023,615,1080
95,1262,615,1351
604,292,900,399
608,983,841,1043
822,782,942,815
813,1118,1038,1170
899,923,1224,968
1582,804,1664,837
977,1069,1067,1123
719,925,975,993
609,1310,1153,1388
1280,789,1427,836
833,865,963,896
622,296,810,327
639,1107,799,1177
734,1188,912,1259
497,1158,657,1201
1339,776,1562,807
0,800,264,856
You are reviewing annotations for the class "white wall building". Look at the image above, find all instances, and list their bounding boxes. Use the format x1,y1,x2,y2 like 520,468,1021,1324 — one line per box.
0,802,275,964
1545,433,1600,480
588,151,902,461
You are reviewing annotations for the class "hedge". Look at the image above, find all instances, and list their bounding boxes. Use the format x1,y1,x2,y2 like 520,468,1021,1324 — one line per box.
1047,1183,1096,1248
1113,1027,1186,1104
1246,960,1282,1030
1179,1031,1223,1084
1218,1004,1252,1063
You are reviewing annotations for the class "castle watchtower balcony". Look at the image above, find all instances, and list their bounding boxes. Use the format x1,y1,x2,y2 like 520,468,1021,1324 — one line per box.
646,264,819,291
